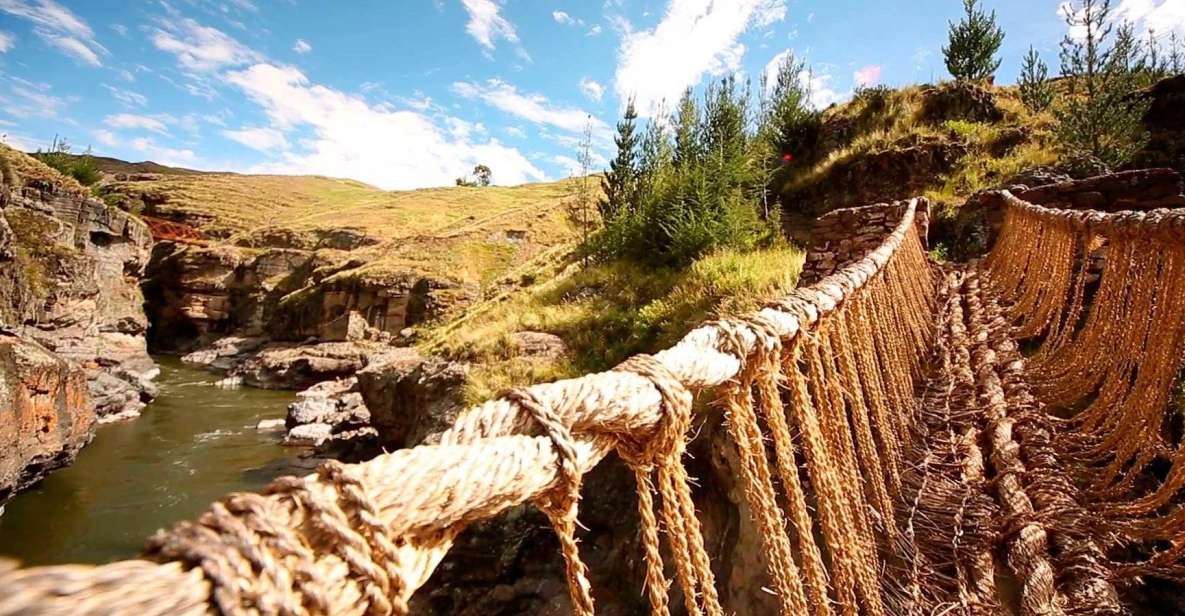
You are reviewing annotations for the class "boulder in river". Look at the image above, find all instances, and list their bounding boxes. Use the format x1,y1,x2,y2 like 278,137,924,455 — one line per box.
356,349,469,449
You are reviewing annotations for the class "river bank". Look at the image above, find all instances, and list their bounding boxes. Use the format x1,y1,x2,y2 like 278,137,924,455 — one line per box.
0,357,310,566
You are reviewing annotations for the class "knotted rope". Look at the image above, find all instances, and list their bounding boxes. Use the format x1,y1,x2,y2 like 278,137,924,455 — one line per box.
612,354,720,616
505,388,595,616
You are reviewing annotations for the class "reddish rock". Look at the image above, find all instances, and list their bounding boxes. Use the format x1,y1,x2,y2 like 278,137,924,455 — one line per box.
0,334,92,503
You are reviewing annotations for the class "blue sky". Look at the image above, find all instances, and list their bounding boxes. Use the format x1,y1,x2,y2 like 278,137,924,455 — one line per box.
0,0,1181,189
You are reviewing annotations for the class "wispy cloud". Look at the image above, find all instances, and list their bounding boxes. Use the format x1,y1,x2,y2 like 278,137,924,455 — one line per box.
614,0,788,115
0,0,107,66
105,113,174,135
1111,0,1185,38
292,38,312,54
460,0,528,60
579,77,604,102
222,126,289,151
152,17,260,72
0,31,14,53
452,79,610,138
0,76,66,118
102,84,148,107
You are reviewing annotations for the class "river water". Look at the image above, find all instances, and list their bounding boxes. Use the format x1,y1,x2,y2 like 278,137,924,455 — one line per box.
0,357,307,566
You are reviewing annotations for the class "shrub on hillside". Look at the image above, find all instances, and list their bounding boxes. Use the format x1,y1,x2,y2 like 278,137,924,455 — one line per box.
35,137,101,186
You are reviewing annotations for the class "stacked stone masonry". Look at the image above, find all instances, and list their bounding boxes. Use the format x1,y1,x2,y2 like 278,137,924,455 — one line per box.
800,199,931,284
1012,168,1185,212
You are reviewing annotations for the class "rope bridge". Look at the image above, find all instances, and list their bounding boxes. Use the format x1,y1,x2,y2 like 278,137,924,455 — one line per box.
2,194,1184,615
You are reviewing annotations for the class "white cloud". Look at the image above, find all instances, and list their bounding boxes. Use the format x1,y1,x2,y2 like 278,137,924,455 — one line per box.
293,38,312,54
854,64,882,88
1061,0,1185,41
110,23,127,37
461,0,525,57
803,69,845,109
615,0,788,115
92,128,118,147
553,10,577,25
579,77,604,102
753,0,788,27
453,79,610,139
152,18,260,72
39,31,101,66
587,24,603,36
105,113,173,135
0,0,107,66
102,84,147,107
224,63,546,189
222,126,289,151
1112,0,1185,38
128,136,198,167
0,31,14,52
505,125,526,138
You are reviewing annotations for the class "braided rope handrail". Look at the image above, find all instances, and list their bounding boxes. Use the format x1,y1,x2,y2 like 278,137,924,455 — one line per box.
997,189,1185,239
0,200,925,615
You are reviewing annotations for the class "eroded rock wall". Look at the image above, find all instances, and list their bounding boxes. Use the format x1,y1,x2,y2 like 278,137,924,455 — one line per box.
0,334,91,502
144,241,476,354
1,181,156,421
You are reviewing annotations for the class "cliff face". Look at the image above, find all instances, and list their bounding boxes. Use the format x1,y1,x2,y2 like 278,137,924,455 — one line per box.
0,334,91,503
0,180,157,420
0,146,157,500
143,240,477,354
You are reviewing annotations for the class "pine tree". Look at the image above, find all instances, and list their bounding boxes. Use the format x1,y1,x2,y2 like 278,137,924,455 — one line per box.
567,118,598,265
943,0,1005,81
1019,46,1055,112
598,99,639,221
1056,0,1150,168
673,89,700,169
1170,32,1183,74
759,51,818,218
1144,29,1167,79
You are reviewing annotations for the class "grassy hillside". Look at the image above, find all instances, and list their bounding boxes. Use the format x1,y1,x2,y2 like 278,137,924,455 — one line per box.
0,142,88,197
85,154,207,176
781,81,1056,222
100,171,586,289
101,172,577,241
424,245,805,404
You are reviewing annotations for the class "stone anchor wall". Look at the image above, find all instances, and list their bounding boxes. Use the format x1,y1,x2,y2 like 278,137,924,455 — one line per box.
1012,168,1185,212
800,199,931,285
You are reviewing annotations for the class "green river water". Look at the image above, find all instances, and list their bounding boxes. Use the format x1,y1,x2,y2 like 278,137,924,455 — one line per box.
0,357,307,566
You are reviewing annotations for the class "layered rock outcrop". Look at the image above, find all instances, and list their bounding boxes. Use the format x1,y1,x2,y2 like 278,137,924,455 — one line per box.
144,241,476,354
1,167,156,422
0,146,158,500
0,334,91,502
